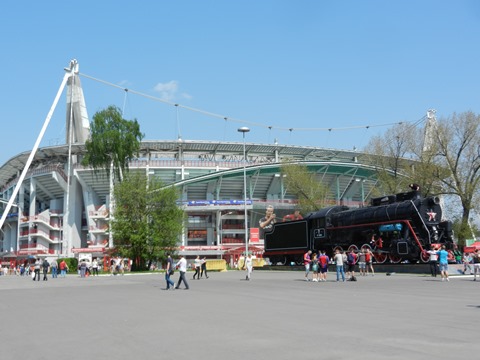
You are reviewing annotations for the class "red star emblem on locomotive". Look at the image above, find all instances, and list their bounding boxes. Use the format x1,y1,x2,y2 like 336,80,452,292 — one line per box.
426,210,437,221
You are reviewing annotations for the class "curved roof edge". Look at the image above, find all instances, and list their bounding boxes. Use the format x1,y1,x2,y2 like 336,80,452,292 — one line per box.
0,140,370,189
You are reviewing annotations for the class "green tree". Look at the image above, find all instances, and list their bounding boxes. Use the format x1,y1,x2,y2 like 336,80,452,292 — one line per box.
81,105,144,248
432,112,480,245
81,105,144,181
364,123,419,196
364,111,480,246
364,122,447,197
112,172,184,270
281,161,329,214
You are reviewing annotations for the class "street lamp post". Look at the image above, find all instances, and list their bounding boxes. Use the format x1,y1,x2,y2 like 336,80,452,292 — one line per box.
238,127,250,258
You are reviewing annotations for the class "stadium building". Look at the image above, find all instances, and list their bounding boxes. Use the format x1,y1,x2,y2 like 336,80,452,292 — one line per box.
0,60,379,264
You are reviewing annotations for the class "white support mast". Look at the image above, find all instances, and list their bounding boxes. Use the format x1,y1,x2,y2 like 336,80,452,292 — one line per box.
0,60,77,232
423,109,437,154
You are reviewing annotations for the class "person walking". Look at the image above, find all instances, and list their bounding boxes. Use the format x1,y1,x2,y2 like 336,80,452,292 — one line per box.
200,257,209,279
472,250,480,281
303,250,312,281
79,259,87,278
33,258,41,281
92,258,99,276
175,255,190,290
244,254,253,280
50,259,58,279
334,249,345,282
193,256,201,280
463,252,473,275
118,258,125,275
59,259,68,277
437,245,450,281
165,253,175,290
427,245,438,277
42,259,49,281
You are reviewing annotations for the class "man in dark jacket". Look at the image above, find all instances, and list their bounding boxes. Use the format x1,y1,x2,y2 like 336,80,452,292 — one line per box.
42,259,50,281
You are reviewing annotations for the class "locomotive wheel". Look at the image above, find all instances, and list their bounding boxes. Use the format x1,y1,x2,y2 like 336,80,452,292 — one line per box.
373,252,387,264
271,256,287,266
361,244,372,251
294,254,305,266
389,254,402,264
420,250,430,264
334,246,344,253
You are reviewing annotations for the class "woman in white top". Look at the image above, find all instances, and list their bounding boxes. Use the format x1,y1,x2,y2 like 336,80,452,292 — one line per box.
426,245,438,277
193,256,201,280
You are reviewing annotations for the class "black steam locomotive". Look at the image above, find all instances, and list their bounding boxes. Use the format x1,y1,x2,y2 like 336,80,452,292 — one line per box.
264,191,454,264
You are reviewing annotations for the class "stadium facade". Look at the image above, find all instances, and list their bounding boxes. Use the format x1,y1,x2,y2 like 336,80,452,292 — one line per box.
0,60,379,262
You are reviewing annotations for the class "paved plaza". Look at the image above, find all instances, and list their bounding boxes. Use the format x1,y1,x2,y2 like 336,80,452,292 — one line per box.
1,269,479,359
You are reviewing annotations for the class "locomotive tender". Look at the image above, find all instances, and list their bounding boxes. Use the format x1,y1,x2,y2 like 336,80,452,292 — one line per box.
264,191,454,264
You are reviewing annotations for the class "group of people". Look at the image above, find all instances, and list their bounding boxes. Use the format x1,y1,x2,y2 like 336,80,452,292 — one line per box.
192,256,209,280
303,248,375,282
164,253,254,290
332,248,375,281
29,258,68,281
165,254,210,290
110,257,125,276
303,250,329,282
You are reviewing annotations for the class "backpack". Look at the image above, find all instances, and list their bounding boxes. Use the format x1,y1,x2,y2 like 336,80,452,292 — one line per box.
319,255,328,267
347,253,355,265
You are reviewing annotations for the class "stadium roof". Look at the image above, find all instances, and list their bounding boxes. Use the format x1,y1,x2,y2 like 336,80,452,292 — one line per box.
1,140,377,205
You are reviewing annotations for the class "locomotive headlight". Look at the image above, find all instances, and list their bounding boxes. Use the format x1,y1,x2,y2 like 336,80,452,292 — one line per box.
428,196,441,206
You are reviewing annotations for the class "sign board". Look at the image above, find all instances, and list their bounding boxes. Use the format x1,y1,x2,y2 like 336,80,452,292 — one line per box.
313,228,325,238
250,228,259,243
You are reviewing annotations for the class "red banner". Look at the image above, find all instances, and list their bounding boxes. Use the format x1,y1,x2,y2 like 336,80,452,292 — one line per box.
250,228,259,243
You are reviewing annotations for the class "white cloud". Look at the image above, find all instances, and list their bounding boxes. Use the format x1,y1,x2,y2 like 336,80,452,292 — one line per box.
154,80,192,102
154,80,179,101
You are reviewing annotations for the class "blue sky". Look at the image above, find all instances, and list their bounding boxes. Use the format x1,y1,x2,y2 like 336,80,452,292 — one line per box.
1,0,479,165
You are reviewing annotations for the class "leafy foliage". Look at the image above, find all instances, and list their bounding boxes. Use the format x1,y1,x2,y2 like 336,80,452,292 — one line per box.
81,105,144,180
432,111,480,243
363,123,421,195
281,161,329,214
58,258,77,273
111,172,184,270
364,111,480,244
